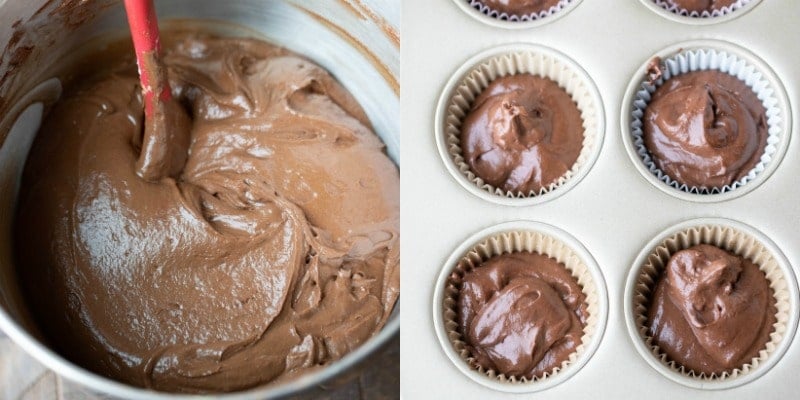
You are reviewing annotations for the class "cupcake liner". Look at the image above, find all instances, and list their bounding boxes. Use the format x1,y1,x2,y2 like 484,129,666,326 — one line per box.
436,44,604,206
452,0,582,29
653,0,750,18
640,0,761,24
625,219,798,389
433,221,607,393
467,0,573,22
626,43,789,200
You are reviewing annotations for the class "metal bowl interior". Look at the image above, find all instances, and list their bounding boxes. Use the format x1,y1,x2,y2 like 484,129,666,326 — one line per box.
0,1,399,398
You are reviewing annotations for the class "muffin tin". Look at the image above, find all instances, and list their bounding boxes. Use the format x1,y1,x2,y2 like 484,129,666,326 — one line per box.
401,0,800,398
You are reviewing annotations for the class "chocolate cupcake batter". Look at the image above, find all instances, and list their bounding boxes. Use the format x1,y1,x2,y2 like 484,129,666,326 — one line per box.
14,33,399,393
475,0,562,16
460,74,583,194
646,245,775,375
456,252,587,378
663,0,738,13
643,70,767,189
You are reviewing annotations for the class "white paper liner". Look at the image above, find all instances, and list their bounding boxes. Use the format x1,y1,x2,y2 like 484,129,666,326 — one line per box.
467,0,573,22
444,49,602,199
630,47,785,195
653,0,749,18
631,224,791,382
442,230,601,385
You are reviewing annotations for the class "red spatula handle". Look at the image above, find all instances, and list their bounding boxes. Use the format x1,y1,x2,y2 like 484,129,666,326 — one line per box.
123,0,171,117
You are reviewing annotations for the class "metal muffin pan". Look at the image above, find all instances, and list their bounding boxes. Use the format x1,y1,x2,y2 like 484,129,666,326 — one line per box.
401,0,800,398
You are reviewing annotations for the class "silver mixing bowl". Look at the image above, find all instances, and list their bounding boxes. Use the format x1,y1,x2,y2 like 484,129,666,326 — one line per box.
0,1,399,398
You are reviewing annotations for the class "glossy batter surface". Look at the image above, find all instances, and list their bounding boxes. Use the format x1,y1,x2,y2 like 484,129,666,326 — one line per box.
456,252,587,379
646,245,775,375
14,33,399,393
643,70,767,189
460,74,583,194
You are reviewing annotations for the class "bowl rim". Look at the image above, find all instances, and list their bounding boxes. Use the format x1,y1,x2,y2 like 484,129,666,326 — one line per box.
0,276,399,399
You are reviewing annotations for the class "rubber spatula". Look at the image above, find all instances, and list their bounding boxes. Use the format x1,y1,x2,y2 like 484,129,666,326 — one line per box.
124,0,191,182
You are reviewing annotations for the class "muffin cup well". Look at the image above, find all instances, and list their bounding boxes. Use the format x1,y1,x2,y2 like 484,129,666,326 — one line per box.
432,221,608,393
640,0,761,25
621,40,791,203
624,218,798,390
435,44,604,207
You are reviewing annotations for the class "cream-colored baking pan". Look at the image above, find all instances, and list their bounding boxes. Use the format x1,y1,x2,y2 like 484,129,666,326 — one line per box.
400,0,800,398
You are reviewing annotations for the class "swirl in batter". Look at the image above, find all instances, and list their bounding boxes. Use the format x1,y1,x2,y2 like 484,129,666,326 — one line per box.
643,70,767,189
14,33,399,393
456,252,587,378
647,245,775,374
460,74,583,194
